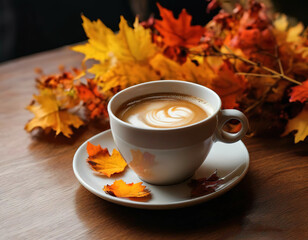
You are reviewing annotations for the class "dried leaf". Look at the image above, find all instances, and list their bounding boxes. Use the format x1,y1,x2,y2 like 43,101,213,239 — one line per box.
86,142,127,177
150,54,214,86
103,180,151,198
25,89,83,137
210,61,247,109
155,3,204,48
189,170,224,197
282,105,308,143
97,62,159,92
289,80,308,103
76,79,108,119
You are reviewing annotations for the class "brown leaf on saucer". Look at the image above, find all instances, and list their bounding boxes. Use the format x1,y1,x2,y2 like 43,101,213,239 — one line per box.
103,180,151,199
188,170,224,197
86,142,127,177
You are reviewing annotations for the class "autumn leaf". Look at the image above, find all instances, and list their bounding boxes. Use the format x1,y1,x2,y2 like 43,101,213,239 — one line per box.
189,170,224,197
289,80,308,103
71,15,114,62
155,3,204,48
210,61,247,109
150,54,214,86
110,16,157,63
97,62,160,92
282,105,308,143
25,89,84,137
86,142,127,177
76,79,108,119
103,180,150,198
35,68,82,109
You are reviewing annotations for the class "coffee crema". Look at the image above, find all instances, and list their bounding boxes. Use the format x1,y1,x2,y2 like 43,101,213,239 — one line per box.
115,93,212,129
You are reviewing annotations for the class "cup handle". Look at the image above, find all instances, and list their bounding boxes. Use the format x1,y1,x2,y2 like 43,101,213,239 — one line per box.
214,109,249,143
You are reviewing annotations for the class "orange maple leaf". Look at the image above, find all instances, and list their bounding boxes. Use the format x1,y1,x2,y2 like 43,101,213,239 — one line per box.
103,180,150,198
86,142,127,177
155,3,204,48
289,80,308,103
210,61,247,109
76,79,108,119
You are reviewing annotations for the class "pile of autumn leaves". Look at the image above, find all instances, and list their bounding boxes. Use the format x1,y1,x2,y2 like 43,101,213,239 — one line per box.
25,1,308,143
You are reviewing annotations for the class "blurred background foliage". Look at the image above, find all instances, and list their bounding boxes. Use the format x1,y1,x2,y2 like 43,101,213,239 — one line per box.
0,0,307,63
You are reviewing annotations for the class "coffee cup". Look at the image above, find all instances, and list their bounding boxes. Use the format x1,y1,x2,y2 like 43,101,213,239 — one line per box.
107,80,249,185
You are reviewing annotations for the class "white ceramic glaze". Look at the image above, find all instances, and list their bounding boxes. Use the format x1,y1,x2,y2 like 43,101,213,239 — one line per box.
73,130,250,210
108,80,249,185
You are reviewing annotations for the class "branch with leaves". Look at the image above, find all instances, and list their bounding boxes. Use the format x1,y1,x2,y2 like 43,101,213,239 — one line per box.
25,0,308,143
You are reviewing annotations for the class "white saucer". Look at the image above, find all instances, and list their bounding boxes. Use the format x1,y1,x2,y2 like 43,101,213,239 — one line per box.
73,130,249,210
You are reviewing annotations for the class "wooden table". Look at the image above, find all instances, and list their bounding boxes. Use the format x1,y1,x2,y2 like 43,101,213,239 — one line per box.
0,47,307,240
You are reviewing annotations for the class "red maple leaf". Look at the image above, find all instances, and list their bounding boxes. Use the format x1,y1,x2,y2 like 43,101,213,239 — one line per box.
154,3,204,48
289,80,308,103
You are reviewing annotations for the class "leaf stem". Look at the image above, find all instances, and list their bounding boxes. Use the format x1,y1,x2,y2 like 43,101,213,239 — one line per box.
223,45,302,85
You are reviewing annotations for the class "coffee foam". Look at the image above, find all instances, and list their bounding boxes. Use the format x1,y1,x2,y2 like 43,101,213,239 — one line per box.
116,93,213,129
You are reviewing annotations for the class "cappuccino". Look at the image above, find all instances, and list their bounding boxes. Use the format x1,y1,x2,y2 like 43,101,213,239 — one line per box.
116,93,212,129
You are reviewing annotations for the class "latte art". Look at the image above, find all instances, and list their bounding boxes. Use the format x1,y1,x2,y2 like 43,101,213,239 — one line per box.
144,106,194,128
116,93,212,129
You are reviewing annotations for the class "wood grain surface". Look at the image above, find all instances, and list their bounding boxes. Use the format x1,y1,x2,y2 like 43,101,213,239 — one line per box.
0,47,307,240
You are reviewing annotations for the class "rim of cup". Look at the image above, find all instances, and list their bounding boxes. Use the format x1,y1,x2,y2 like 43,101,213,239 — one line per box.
107,80,222,132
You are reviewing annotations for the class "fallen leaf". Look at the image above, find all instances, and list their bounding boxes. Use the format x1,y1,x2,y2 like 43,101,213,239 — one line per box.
103,180,151,198
76,79,108,119
189,170,224,197
150,54,214,86
86,142,127,177
289,80,308,103
155,3,204,48
210,61,247,109
97,62,160,92
25,89,83,137
282,105,308,143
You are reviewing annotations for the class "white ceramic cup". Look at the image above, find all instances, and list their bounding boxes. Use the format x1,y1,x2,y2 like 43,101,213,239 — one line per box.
108,80,249,185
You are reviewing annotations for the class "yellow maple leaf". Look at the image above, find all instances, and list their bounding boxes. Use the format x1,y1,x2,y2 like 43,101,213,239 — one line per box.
96,62,160,92
283,105,308,143
86,142,127,177
150,54,184,80
103,180,150,198
25,90,84,137
110,16,157,63
182,59,214,86
88,61,113,78
150,54,214,86
71,15,114,62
